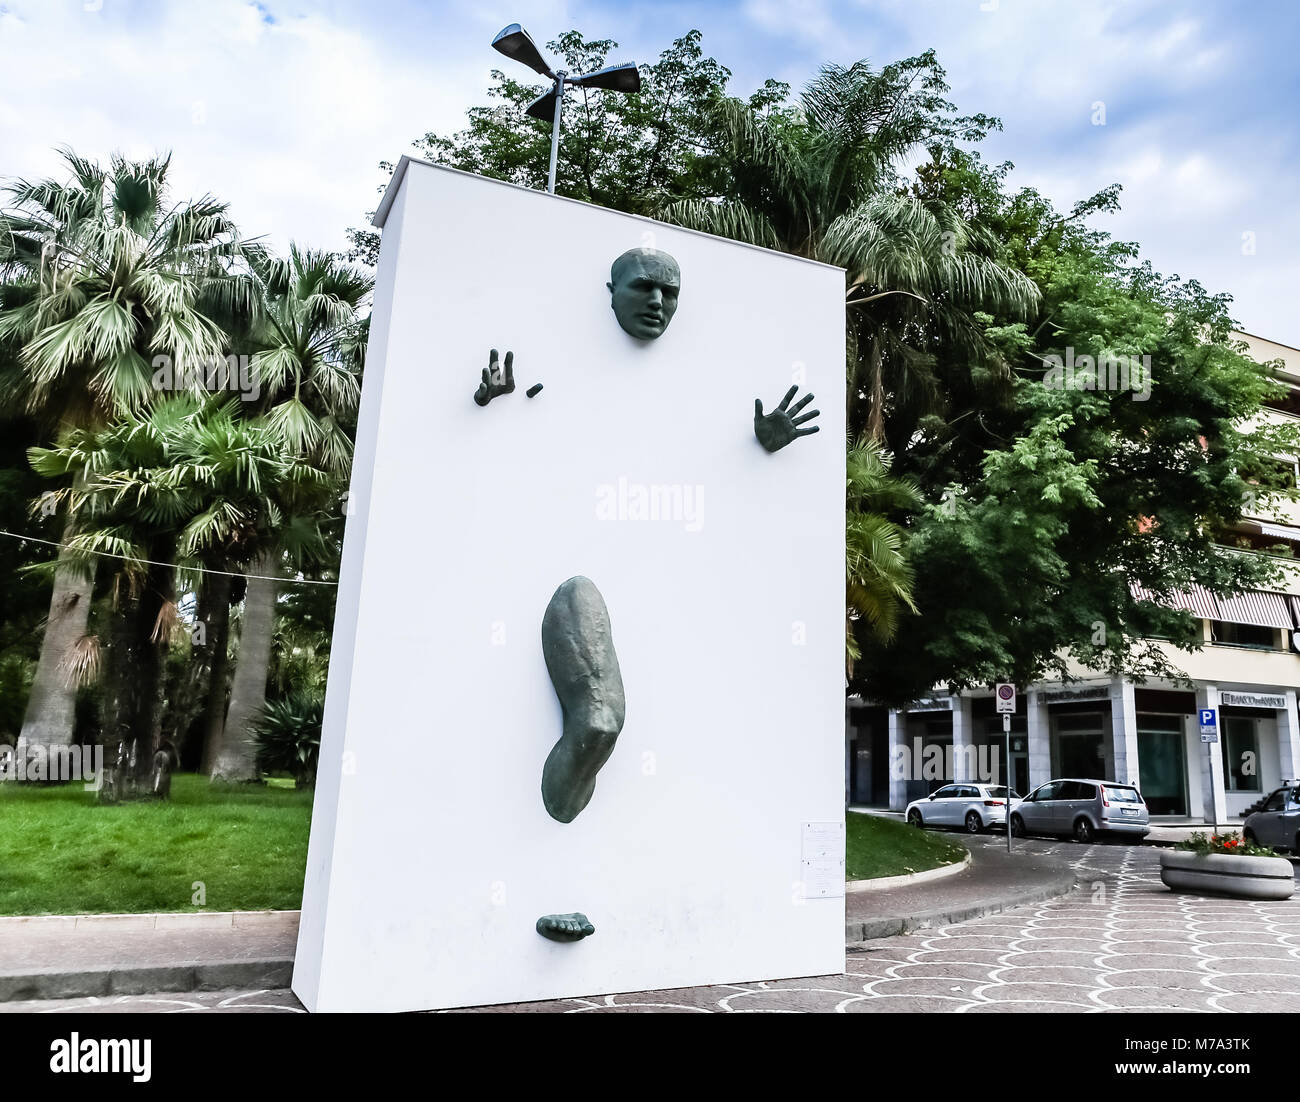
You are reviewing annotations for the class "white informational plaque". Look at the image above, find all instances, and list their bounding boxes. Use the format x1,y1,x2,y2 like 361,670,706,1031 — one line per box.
293,159,846,1012
801,821,847,899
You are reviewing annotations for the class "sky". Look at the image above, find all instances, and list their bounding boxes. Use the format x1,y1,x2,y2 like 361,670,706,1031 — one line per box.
0,0,1296,345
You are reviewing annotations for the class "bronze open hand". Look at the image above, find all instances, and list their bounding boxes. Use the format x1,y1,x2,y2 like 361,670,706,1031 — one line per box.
474,348,516,407
754,385,820,452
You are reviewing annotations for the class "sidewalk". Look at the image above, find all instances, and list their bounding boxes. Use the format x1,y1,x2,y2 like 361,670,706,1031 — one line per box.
0,912,297,1002
0,840,1079,1003
846,836,1077,943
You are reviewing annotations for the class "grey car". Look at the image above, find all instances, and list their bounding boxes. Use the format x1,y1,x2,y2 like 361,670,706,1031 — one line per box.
905,783,1019,834
1243,785,1300,851
1010,778,1149,843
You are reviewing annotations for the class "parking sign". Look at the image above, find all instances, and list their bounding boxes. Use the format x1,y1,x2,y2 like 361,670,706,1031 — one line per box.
1199,708,1218,743
996,683,1016,714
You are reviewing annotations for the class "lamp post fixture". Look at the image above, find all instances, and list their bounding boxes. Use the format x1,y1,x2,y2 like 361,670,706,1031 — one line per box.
491,23,641,196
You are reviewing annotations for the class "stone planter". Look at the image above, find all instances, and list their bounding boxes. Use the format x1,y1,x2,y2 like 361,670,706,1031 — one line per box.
1159,849,1295,900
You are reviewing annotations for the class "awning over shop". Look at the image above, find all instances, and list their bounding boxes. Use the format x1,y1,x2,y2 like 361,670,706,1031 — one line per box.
1130,581,1296,629
1130,581,1222,621
1254,520,1300,543
1215,588,1294,629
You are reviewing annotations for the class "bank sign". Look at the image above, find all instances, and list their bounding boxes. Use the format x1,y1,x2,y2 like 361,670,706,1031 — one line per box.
1220,691,1286,709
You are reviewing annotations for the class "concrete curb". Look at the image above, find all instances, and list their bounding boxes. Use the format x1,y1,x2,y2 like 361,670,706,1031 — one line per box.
0,910,299,1003
0,960,295,1003
846,851,971,893
0,910,298,930
845,865,1077,944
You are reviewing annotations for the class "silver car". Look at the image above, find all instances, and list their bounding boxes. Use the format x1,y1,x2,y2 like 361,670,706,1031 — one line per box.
1010,778,1149,843
905,783,1019,834
1243,785,1300,851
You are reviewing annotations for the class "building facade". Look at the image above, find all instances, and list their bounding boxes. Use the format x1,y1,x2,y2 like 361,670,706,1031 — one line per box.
847,332,1300,824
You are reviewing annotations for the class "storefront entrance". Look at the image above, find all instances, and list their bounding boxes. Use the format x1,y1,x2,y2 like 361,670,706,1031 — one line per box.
1051,711,1106,778
1136,713,1188,816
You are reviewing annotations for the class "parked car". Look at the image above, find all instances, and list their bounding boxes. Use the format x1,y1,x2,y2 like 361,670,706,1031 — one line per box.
1010,778,1149,842
1243,785,1300,851
1241,783,1293,819
905,783,1020,834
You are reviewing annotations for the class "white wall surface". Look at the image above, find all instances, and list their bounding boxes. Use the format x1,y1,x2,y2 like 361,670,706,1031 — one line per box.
293,161,846,1012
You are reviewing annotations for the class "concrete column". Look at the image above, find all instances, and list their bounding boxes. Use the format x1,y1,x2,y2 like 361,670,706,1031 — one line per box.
887,708,908,811
951,694,975,781
1278,691,1300,786
1027,690,1051,790
1110,679,1139,786
1196,684,1228,825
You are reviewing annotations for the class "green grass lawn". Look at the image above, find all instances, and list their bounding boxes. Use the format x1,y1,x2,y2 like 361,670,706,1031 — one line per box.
0,774,312,915
846,810,968,880
0,778,955,913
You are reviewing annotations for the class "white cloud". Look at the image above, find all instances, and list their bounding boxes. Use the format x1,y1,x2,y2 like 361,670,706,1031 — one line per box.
0,0,487,251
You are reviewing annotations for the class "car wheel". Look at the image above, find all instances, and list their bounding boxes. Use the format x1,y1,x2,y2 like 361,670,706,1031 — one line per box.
1243,828,1257,846
1073,817,1094,844
907,809,923,828
964,810,983,833
1010,813,1025,838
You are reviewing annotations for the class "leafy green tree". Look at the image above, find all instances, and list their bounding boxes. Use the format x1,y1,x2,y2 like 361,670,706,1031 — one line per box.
347,30,765,264
659,54,1039,443
852,149,1300,703
0,150,257,760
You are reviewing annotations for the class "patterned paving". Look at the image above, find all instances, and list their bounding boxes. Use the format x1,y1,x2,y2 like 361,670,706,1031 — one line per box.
8,839,1298,1013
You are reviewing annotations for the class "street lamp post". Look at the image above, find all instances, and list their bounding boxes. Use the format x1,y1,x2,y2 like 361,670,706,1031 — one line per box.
491,23,641,195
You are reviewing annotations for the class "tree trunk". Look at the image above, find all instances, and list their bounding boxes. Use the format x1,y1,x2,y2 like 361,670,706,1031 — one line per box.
198,572,234,775
125,554,174,783
209,551,278,781
18,514,95,764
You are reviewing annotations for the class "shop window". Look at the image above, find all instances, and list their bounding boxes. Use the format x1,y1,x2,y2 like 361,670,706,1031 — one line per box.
1221,717,1261,792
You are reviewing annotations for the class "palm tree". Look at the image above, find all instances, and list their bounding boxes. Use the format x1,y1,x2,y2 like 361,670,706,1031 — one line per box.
29,397,329,777
205,245,370,781
0,149,257,761
845,439,920,673
660,59,1040,443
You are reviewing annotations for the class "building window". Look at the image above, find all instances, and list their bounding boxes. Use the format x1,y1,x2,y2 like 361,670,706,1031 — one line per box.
1210,621,1280,650
1221,717,1261,792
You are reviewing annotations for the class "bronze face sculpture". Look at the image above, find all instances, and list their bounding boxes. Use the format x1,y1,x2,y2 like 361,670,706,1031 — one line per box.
607,248,680,340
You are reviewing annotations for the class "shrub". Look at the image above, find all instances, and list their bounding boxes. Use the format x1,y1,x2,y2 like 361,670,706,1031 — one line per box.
1175,831,1277,858
253,692,322,787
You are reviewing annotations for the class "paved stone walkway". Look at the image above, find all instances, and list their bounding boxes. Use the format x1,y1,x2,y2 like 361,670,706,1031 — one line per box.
6,838,1298,1013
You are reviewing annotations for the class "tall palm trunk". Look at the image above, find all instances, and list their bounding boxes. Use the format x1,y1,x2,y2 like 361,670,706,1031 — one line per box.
18,484,96,768
866,337,885,444
18,546,94,762
120,553,174,783
198,572,233,774
209,551,278,781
